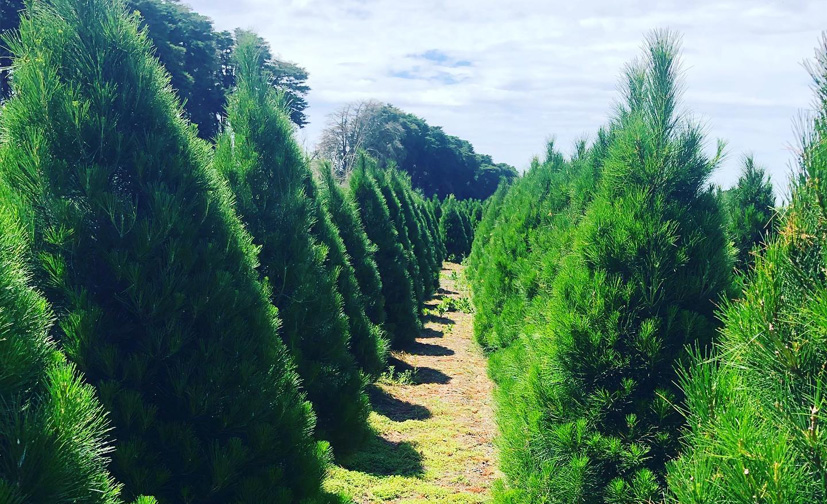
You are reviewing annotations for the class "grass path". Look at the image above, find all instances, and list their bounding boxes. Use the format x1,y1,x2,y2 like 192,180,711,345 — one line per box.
325,263,497,503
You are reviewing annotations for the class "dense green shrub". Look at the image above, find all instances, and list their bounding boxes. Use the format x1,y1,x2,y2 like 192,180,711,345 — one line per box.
0,1,325,500
421,199,445,267
214,33,369,452
723,155,776,271
667,37,827,504
0,184,130,504
414,196,442,292
465,181,508,286
437,195,482,262
350,156,421,346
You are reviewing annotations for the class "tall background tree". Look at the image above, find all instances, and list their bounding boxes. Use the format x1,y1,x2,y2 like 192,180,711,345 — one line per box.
0,0,23,101
1,0,310,133
317,101,517,200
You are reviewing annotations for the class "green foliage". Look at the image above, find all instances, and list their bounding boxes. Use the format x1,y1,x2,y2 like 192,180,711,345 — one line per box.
0,184,123,504
431,296,473,316
320,102,517,200
0,0,22,100
469,31,733,502
723,155,776,271
1,0,310,133
667,36,827,504
439,195,471,261
389,169,439,298
307,172,389,378
468,139,602,350
350,156,421,347
319,163,386,327
215,32,369,453
374,168,425,307
0,1,325,500
373,105,518,200
127,0,226,139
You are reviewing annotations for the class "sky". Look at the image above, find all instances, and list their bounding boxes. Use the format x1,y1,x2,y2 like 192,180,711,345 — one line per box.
188,0,827,198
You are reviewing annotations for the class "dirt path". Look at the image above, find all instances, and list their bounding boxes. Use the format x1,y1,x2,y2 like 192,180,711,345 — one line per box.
324,263,498,503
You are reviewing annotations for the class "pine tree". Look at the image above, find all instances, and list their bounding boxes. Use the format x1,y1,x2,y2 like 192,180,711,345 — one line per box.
667,35,827,504
0,1,325,501
350,156,420,347
375,169,424,308
724,155,776,271
413,197,442,292
306,171,388,377
486,32,732,502
389,169,438,298
319,163,387,327
421,199,445,268
466,182,508,287
214,32,368,452
0,183,128,504
440,195,470,261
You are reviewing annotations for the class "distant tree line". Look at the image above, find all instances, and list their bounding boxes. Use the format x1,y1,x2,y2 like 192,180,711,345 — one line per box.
317,101,518,200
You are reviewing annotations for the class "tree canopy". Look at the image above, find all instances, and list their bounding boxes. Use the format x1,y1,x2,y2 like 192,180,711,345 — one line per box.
0,0,310,137
318,101,517,200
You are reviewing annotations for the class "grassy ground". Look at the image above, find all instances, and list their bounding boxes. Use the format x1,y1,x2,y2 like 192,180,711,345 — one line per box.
325,263,497,503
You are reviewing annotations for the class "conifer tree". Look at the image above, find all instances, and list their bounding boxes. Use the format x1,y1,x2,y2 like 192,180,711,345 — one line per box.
389,169,438,298
466,182,508,287
214,32,368,451
375,169,424,307
413,197,442,291
493,32,732,502
350,156,420,346
724,155,776,271
0,184,128,504
306,172,388,377
428,201,447,266
319,163,387,327
0,1,325,501
432,194,443,221
440,195,471,261
667,36,827,504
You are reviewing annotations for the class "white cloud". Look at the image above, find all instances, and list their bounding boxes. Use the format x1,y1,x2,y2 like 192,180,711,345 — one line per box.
188,0,827,198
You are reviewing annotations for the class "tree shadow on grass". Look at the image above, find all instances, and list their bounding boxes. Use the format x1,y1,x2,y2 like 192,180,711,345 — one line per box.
337,429,424,477
368,385,431,422
420,327,443,339
424,313,454,325
423,298,443,310
405,341,455,357
412,366,451,385
384,357,451,385
438,287,457,296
